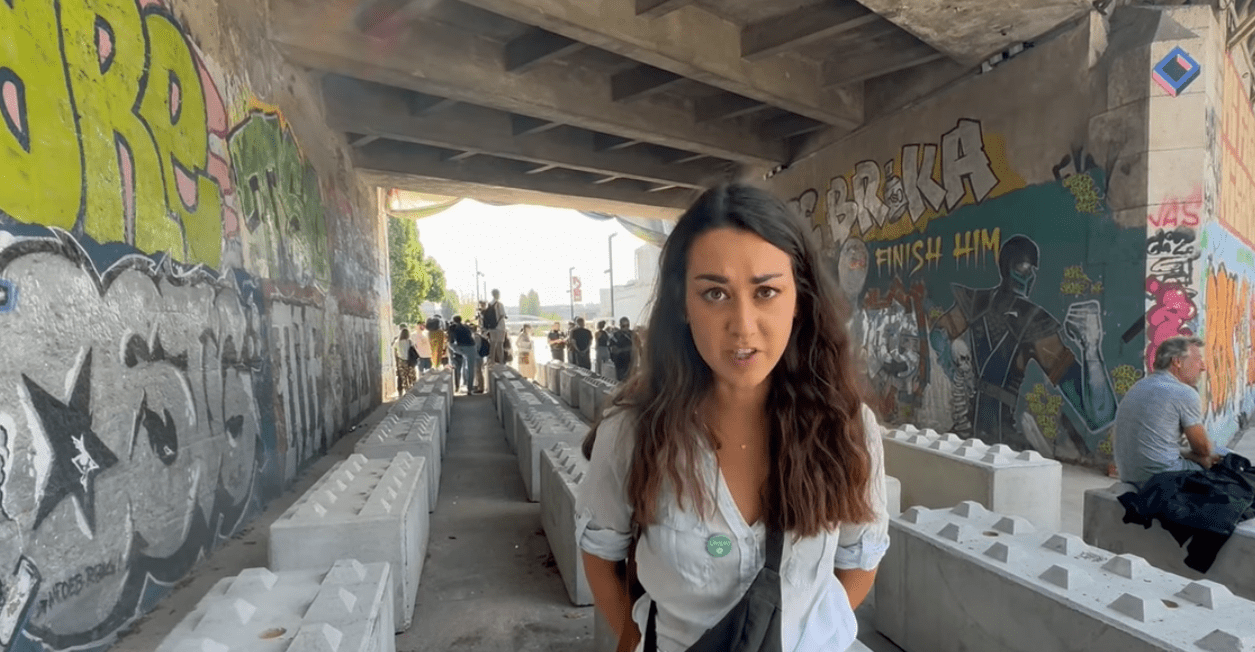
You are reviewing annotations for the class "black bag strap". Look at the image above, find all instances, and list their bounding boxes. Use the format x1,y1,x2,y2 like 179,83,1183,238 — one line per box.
645,523,784,651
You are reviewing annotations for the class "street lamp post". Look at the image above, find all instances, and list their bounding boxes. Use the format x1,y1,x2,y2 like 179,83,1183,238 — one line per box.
474,259,481,303
568,266,575,320
608,233,616,318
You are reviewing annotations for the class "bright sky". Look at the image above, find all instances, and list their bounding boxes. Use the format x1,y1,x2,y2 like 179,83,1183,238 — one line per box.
413,200,650,309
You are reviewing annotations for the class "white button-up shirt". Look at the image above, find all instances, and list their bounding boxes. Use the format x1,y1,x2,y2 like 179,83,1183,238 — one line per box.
577,405,890,652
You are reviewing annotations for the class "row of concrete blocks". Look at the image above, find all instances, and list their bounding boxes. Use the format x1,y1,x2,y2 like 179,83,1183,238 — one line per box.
877,501,1255,652
884,423,1063,531
1084,481,1255,602
155,559,395,652
543,361,619,422
490,365,589,503
260,374,453,635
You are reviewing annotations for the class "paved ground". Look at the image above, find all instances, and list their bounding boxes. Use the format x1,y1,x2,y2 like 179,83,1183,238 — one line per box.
395,393,594,652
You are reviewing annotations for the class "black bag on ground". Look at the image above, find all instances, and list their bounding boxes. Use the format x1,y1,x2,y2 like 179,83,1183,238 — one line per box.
643,524,783,652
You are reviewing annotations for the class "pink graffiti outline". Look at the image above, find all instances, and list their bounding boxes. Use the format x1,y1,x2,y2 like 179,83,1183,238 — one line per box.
1145,277,1197,370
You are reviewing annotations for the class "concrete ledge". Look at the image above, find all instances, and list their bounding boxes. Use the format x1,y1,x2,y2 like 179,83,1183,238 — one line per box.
1083,481,1255,601
884,425,1062,530
155,560,395,652
876,502,1255,652
355,413,442,513
540,442,592,606
269,454,428,630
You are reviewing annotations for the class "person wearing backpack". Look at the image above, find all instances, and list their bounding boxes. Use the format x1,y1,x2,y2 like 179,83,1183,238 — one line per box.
483,289,508,364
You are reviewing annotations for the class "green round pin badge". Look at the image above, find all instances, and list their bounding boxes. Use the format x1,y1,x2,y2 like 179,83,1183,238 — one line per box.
706,534,732,558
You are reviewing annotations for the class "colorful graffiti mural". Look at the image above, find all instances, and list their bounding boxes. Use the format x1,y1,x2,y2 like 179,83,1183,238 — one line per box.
1197,221,1255,443
787,139,1144,462
0,1,380,651
1222,55,1255,239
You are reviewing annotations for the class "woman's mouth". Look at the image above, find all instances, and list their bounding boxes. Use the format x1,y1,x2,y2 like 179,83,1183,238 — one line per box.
732,348,757,362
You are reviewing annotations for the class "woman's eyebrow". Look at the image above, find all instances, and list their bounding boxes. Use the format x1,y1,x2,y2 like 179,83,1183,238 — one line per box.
692,272,784,283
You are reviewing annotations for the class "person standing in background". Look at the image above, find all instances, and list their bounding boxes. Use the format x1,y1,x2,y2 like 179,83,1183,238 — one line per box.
427,314,446,368
484,289,508,364
448,316,477,394
517,324,537,380
413,329,433,375
548,322,567,363
610,316,635,382
595,320,612,378
393,327,416,394
570,317,594,370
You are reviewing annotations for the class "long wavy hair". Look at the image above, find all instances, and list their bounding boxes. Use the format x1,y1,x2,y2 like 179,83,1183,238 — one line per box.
585,182,875,536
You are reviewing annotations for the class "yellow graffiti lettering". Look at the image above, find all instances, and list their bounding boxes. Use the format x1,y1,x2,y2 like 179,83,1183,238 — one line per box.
874,236,942,277
952,228,1001,267
60,0,167,248
0,0,221,266
0,0,82,229
139,9,221,263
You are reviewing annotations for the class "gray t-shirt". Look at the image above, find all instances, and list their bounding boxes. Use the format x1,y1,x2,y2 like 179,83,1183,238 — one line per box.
1113,370,1202,484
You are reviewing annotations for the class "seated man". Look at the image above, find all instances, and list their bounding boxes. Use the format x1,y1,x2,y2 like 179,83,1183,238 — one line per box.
1114,335,1231,485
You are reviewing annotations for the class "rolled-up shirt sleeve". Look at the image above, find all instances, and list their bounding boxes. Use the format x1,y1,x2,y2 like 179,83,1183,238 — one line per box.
834,405,890,571
576,410,636,562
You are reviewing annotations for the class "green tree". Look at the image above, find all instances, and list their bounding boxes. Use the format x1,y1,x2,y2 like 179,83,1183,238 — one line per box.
388,216,446,325
525,289,542,316
518,293,528,317
441,290,459,322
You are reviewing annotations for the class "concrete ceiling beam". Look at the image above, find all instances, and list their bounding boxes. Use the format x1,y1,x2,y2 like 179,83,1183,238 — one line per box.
406,90,458,115
855,0,1089,65
693,94,768,123
510,114,560,136
821,39,944,87
451,0,862,129
273,10,787,165
740,1,880,61
505,27,586,73
760,114,825,140
322,75,715,188
354,139,697,210
634,0,696,18
350,134,381,147
610,64,685,102
592,133,642,151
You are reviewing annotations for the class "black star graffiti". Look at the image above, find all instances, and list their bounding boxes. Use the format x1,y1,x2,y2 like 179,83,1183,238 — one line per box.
23,351,118,534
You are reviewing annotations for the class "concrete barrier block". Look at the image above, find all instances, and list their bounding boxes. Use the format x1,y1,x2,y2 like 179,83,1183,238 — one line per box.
576,376,617,422
156,559,395,652
355,415,442,513
883,427,1062,530
511,391,566,455
270,454,428,631
885,475,902,517
517,410,586,502
1083,482,1255,601
876,502,1255,652
545,361,563,394
540,443,592,606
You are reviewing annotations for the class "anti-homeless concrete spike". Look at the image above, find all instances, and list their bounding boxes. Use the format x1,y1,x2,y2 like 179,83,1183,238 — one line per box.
1101,554,1149,579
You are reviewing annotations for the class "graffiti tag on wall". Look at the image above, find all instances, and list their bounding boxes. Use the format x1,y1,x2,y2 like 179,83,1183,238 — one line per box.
805,119,1025,252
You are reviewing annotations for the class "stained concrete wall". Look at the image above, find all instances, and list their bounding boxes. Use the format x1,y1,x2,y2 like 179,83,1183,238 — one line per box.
0,0,388,650
763,6,1255,467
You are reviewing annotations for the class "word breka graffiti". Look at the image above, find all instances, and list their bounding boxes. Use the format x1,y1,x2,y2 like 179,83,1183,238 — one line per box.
825,119,1004,246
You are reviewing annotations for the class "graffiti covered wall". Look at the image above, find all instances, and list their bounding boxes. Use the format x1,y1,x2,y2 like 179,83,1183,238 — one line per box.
0,0,385,650
769,16,1151,465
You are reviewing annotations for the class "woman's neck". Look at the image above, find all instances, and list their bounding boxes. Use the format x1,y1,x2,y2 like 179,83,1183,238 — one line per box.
704,382,769,438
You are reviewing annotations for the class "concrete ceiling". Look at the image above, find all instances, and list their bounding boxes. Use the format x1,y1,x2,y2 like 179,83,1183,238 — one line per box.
268,0,1095,216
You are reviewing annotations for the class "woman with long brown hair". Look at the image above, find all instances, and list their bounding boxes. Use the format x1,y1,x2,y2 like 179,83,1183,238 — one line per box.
577,183,888,652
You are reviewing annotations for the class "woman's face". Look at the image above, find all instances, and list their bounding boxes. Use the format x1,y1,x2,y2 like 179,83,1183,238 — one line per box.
684,228,797,394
